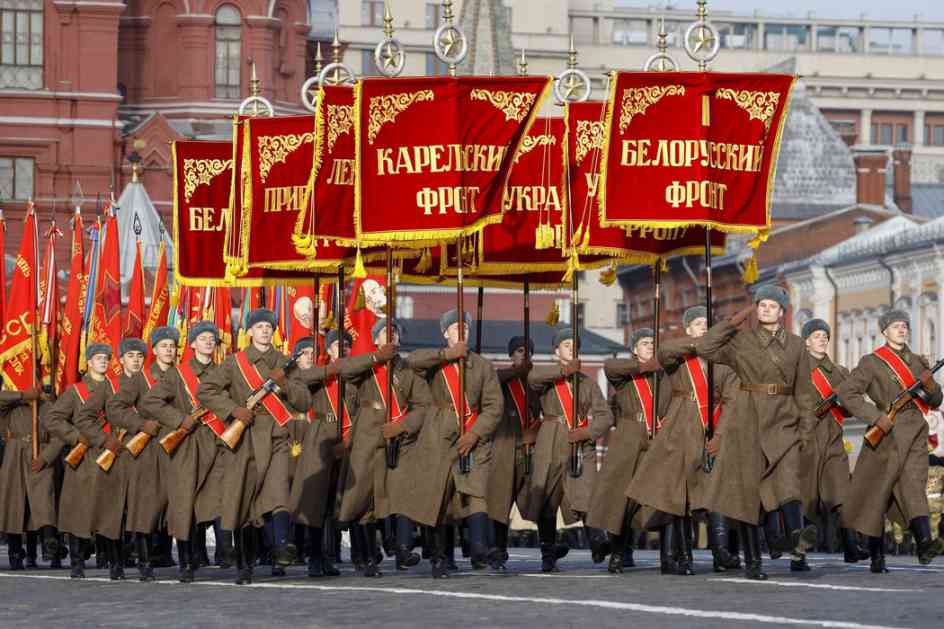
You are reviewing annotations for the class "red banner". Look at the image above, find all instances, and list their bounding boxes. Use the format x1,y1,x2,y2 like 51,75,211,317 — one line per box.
57,209,85,393
142,241,169,343
88,208,122,377
0,208,38,390
355,75,551,245
125,240,145,339
344,275,386,356
599,72,794,234
39,221,61,387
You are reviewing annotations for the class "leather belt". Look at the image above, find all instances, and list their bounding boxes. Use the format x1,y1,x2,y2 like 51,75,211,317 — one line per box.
740,383,793,396
4,430,47,444
672,389,696,400
359,401,384,411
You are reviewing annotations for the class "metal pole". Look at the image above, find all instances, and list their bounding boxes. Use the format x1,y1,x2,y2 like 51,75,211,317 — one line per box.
704,229,715,473
569,272,582,478
458,236,470,474
336,266,345,440
385,249,399,469
523,279,532,475
312,275,320,362
651,264,662,439
475,286,484,355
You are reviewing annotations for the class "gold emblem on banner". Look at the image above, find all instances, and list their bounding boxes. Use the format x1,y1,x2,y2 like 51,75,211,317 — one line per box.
575,119,605,165
618,85,686,135
367,90,435,145
182,159,232,202
326,104,354,152
469,88,536,122
515,134,556,163
714,89,780,132
257,133,316,182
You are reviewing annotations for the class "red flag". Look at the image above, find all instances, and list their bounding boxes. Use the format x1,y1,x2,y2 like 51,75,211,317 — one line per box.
213,287,233,362
285,285,317,353
124,240,145,339
344,275,386,356
88,205,122,376
57,208,85,393
1,206,39,390
142,241,169,344
39,220,62,387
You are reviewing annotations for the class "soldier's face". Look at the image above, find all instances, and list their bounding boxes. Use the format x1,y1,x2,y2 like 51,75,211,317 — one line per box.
806,330,829,356
250,322,274,346
686,317,708,338
883,321,909,346
444,322,468,348
756,299,783,325
88,354,110,375
191,332,218,358
556,338,574,362
635,337,654,361
153,339,177,366
327,340,340,362
511,346,528,367
375,328,399,347
296,347,314,370
120,351,145,374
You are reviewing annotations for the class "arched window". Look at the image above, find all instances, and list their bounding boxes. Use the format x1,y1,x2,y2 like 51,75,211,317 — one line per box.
215,5,242,99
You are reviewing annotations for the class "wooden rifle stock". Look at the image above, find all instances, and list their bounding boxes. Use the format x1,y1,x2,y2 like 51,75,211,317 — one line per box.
864,356,944,448
95,429,127,472
219,354,300,450
125,431,152,457
64,442,88,468
160,408,208,455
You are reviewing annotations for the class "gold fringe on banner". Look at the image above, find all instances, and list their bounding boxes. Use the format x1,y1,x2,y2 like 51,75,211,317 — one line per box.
545,302,560,326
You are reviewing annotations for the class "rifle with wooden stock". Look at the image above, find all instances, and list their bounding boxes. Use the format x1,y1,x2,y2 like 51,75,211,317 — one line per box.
865,357,944,448
159,407,210,455
94,428,128,472
219,353,301,450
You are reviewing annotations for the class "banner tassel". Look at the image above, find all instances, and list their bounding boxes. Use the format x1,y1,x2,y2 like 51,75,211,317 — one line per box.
545,302,560,326
353,247,367,279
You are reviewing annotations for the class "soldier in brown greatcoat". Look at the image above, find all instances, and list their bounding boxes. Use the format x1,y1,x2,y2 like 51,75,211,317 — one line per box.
836,309,944,573
405,309,503,578
522,326,613,573
41,343,113,579
75,338,148,581
628,308,740,576
795,318,869,568
197,308,311,585
139,320,234,583
586,328,667,573
486,336,540,571
697,285,818,581
0,385,60,570
106,326,178,581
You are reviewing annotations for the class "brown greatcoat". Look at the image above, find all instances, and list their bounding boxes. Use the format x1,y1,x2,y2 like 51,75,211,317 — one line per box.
485,368,541,526
628,340,739,525
405,350,503,525
42,374,105,539
522,366,612,525
197,345,311,530
795,352,852,527
75,375,131,541
106,361,173,535
696,320,805,525
836,344,942,537
138,357,228,540
585,357,671,535
0,392,60,534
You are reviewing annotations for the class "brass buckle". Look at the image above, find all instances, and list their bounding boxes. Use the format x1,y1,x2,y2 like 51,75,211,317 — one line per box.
766,384,779,395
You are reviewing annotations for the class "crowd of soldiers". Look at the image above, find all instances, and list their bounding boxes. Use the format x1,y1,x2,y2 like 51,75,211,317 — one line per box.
1,285,943,584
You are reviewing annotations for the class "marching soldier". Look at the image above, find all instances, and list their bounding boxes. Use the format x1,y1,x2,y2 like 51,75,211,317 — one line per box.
406,309,503,578
198,308,311,584
75,338,147,580
796,318,869,567
522,326,612,573
697,286,817,580
836,309,944,572
107,327,178,581
139,320,233,583
585,327,667,573
486,336,540,571
42,343,113,578
628,309,740,576
0,385,61,569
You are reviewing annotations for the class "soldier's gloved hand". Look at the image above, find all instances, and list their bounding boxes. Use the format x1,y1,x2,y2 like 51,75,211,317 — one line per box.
921,370,938,390
31,457,46,473
103,434,122,454
875,414,894,434
706,433,721,455
515,360,533,378
561,360,582,378
382,422,407,440
142,420,161,436
374,343,397,364
638,358,661,374
269,367,287,387
326,360,343,378
457,431,480,455
19,387,41,402
567,427,591,444
443,342,467,362
77,435,90,447
231,406,254,426
729,305,754,327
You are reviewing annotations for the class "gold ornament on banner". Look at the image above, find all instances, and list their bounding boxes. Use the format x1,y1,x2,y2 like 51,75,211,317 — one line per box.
618,85,686,135
367,90,435,145
182,158,232,202
714,89,781,132
257,133,315,182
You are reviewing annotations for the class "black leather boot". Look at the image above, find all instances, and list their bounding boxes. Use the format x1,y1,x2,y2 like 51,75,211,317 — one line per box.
607,528,628,574
95,535,109,569
467,513,491,570
489,520,508,571
910,516,944,565
40,526,60,560
674,517,695,575
868,535,888,574
538,515,559,573
622,526,636,568
659,523,677,575
69,535,85,579
588,526,612,564
781,500,817,556
25,531,37,568
363,522,382,577
763,511,784,559
843,528,870,563
136,533,154,582
237,527,256,585
109,539,125,581
445,525,458,571
382,516,397,558
271,510,297,569
431,525,450,579
193,524,210,568
708,512,740,572
350,523,366,572
740,522,768,581
7,534,25,570
320,521,340,576
306,527,325,577
790,554,811,571
395,515,420,570
216,526,236,569
176,537,193,583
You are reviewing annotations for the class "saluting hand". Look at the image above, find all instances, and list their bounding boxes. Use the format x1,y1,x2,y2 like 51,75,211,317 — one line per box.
638,358,661,374
443,342,468,362
729,305,754,327
561,360,582,378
